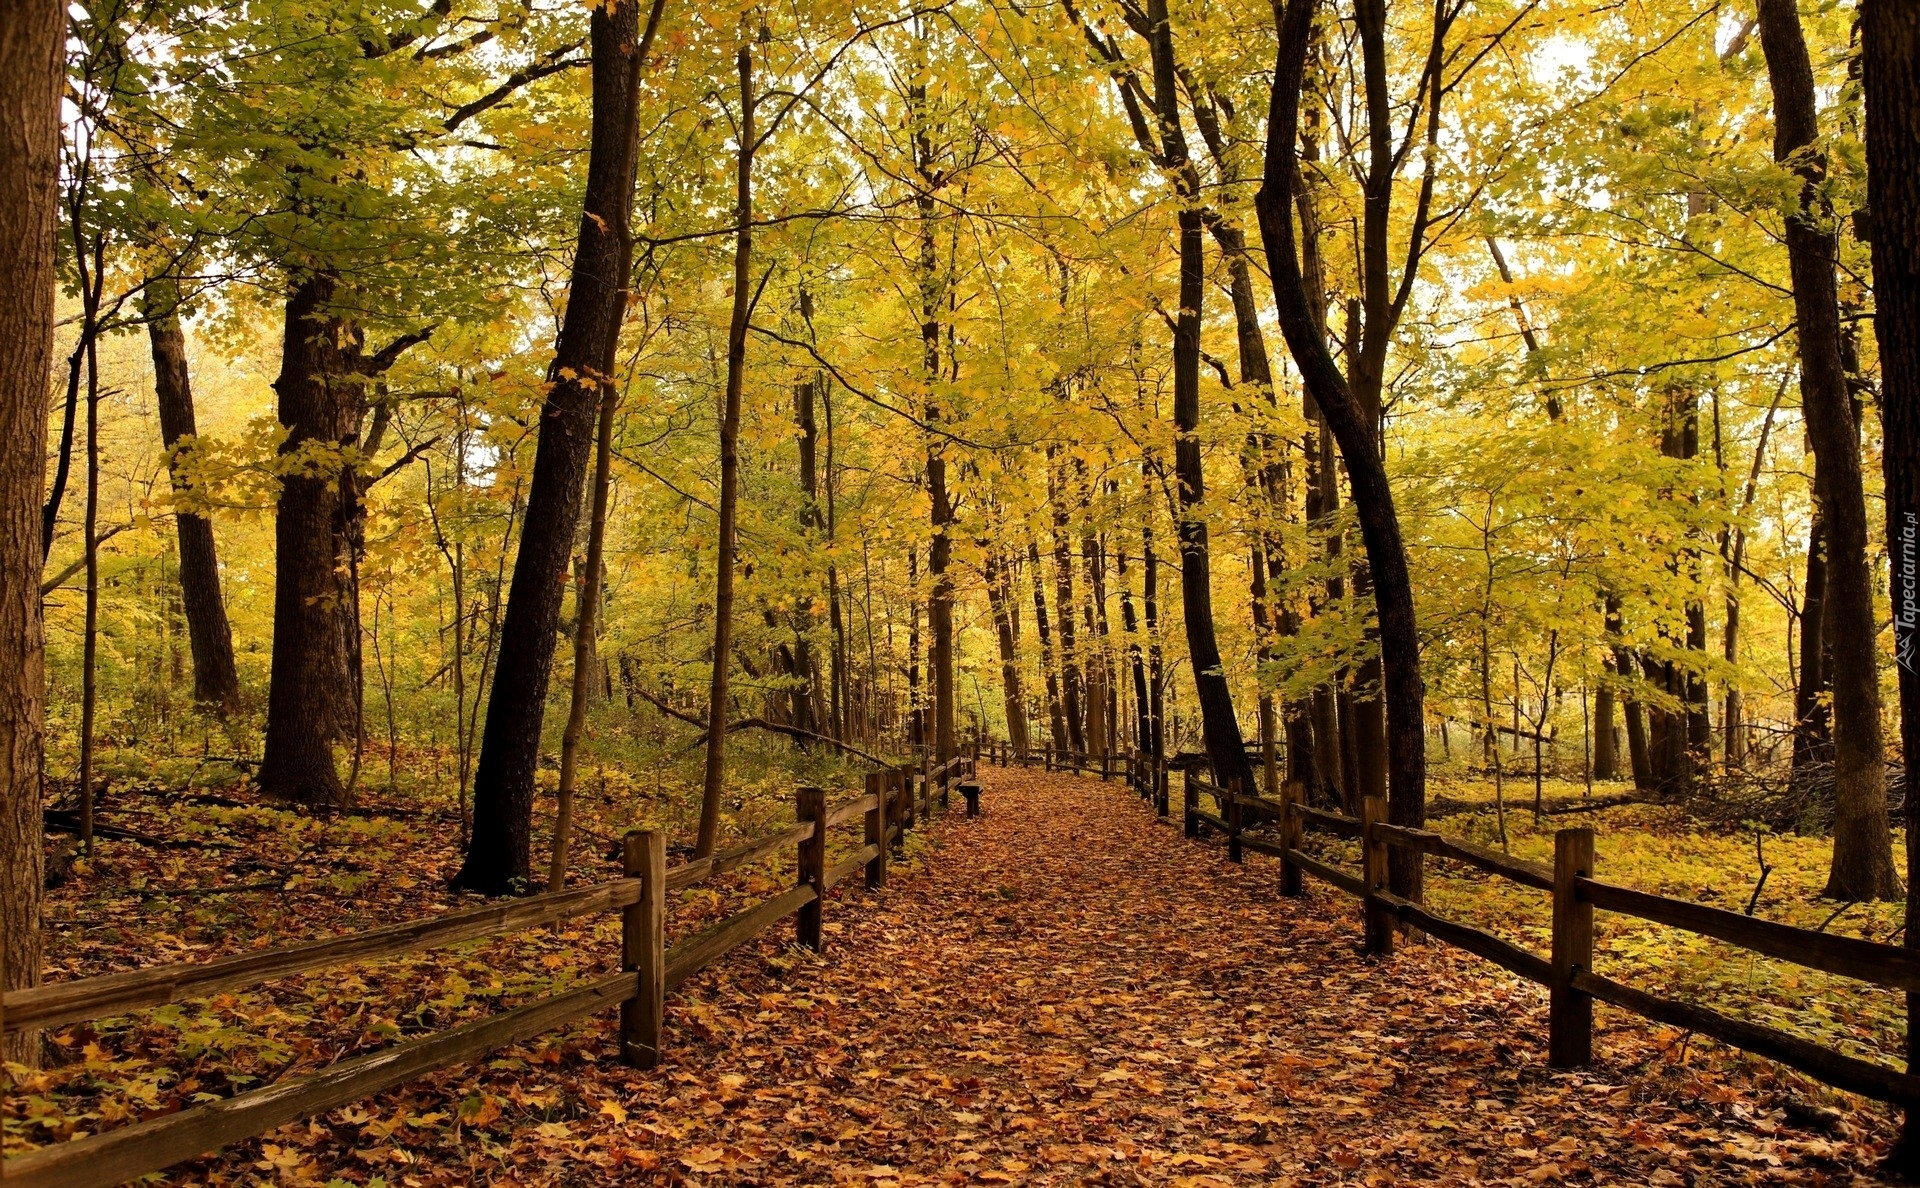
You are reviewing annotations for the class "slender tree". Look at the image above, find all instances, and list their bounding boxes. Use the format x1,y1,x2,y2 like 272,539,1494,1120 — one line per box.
457,0,663,889
144,283,241,715
1256,0,1427,894
695,40,756,859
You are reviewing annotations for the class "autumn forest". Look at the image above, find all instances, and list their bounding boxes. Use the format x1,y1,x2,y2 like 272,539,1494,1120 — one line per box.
2,0,1919,1182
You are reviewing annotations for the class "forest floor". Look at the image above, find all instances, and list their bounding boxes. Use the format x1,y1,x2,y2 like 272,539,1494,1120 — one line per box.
8,764,1908,1185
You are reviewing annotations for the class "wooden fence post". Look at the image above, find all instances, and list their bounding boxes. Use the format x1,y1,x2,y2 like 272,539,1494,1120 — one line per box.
1279,781,1304,897
1551,827,1595,1067
796,787,826,952
1183,773,1199,839
863,771,887,889
1156,759,1169,817
1227,781,1243,864
1361,795,1393,956
620,829,665,1068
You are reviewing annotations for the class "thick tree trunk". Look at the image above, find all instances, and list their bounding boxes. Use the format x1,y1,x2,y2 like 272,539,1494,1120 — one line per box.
456,0,655,890
257,272,354,806
1861,0,1920,1165
145,290,241,716
1592,681,1618,779
1758,0,1899,899
1257,0,1425,895
0,0,63,1065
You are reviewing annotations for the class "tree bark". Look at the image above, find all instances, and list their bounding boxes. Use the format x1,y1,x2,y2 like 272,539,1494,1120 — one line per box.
1257,0,1425,894
257,272,354,806
1792,512,1833,779
1028,537,1067,756
145,287,242,716
551,384,616,890
695,43,754,860
1757,0,1899,899
1048,460,1086,756
1861,0,1920,1165
1592,681,1617,779
0,0,63,1065
1147,0,1253,793
456,0,657,891
985,548,1029,757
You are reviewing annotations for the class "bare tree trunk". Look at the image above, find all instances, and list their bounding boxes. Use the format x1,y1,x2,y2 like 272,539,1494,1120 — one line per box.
696,43,754,859
145,286,241,715
1758,0,1899,898
1861,0,1920,1163
456,0,660,890
0,0,63,1065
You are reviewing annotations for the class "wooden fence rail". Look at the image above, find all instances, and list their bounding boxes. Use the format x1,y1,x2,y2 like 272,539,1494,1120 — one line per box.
0,756,977,1188
986,739,1920,1125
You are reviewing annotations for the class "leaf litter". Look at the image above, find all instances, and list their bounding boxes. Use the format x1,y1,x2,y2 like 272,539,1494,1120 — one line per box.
9,767,1906,1185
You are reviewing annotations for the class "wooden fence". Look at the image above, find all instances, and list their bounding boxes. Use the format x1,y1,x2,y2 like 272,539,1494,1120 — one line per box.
988,745,1920,1117
0,756,976,1188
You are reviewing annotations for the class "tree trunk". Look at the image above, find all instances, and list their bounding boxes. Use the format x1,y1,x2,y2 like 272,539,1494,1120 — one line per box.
1257,0,1426,895
1861,0,1920,1164
1,0,64,1065
145,289,242,716
1145,0,1253,793
1142,499,1166,759
695,44,754,859
455,0,657,891
1592,680,1617,779
550,384,616,890
1048,462,1086,756
1792,513,1833,779
1757,0,1899,899
1117,534,1151,757
257,272,353,806
1029,537,1067,756
985,548,1029,757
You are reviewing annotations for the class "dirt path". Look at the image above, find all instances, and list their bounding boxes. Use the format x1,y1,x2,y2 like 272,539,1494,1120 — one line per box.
181,766,1889,1185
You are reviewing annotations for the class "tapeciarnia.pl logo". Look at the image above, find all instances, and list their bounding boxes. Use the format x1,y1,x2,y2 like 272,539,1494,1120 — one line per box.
1900,510,1918,674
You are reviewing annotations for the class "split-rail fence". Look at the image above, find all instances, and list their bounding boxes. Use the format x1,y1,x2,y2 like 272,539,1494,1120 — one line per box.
0,755,975,1188
985,742,1920,1123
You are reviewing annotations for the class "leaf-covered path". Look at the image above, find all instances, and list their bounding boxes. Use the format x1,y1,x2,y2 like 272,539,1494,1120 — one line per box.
187,766,1889,1185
